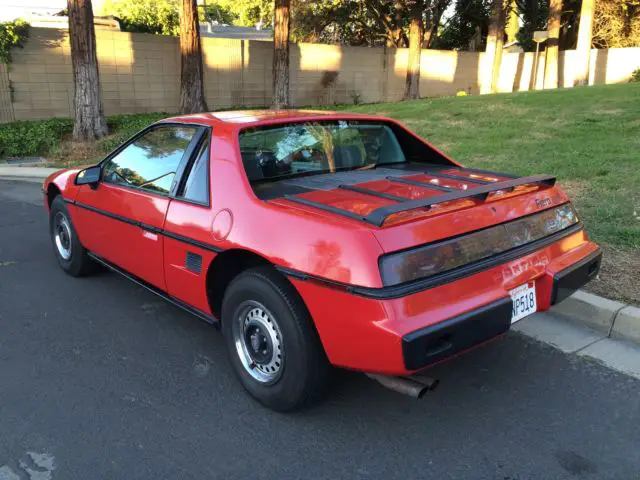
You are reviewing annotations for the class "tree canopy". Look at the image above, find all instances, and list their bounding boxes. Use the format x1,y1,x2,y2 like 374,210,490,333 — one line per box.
97,0,640,51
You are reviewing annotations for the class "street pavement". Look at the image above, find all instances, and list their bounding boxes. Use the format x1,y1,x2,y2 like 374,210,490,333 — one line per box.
1,180,639,480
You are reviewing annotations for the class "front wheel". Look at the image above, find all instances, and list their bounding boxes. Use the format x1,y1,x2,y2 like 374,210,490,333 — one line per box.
49,195,94,277
222,266,331,412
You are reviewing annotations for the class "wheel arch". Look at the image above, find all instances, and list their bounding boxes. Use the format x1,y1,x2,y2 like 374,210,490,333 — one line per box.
46,183,62,208
206,248,294,320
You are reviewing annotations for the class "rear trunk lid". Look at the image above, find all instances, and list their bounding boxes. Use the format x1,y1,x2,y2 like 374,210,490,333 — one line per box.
266,163,569,253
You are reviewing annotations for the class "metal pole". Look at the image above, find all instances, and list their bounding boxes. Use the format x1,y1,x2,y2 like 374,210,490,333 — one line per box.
532,42,540,90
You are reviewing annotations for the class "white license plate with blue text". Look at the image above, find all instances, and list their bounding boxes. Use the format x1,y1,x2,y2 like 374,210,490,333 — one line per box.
509,283,537,324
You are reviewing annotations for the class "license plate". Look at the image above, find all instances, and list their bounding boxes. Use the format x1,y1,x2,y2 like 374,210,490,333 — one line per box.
509,283,537,324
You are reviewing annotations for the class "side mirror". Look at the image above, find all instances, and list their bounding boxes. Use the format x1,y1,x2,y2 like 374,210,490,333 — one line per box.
75,165,101,188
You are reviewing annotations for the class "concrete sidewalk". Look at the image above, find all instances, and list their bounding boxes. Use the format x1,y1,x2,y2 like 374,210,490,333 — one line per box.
0,165,59,183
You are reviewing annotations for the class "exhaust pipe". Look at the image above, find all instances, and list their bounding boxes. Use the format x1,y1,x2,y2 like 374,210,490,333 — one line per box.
409,374,440,391
366,373,438,399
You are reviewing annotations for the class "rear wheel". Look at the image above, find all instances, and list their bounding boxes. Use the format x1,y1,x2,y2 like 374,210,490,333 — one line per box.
222,266,331,412
49,195,94,276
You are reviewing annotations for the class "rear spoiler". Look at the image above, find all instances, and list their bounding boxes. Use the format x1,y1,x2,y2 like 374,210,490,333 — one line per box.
285,169,556,227
366,174,556,226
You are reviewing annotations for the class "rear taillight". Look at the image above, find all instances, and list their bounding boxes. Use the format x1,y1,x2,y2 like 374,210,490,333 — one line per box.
379,204,579,286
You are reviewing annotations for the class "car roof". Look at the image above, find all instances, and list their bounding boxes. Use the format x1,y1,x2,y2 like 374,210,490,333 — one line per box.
162,109,393,129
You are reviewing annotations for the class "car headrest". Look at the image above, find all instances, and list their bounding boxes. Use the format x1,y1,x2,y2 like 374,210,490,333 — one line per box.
334,145,363,169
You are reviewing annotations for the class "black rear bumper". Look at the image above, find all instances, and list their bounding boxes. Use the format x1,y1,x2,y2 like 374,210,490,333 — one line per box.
551,249,602,305
402,249,603,371
402,297,513,371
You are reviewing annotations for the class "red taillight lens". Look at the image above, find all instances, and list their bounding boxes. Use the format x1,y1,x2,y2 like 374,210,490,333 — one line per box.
379,204,579,286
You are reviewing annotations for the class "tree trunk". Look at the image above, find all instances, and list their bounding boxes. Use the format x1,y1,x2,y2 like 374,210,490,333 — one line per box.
179,0,208,114
544,0,562,89
67,0,108,142
574,0,595,86
482,0,507,94
505,0,519,43
404,1,424,100
272,0,290,109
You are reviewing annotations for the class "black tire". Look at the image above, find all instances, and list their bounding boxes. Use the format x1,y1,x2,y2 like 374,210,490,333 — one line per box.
221,266,331,412
49,195,95,277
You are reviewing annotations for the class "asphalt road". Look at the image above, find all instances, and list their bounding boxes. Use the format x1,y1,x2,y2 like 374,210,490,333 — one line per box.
1,180,639,480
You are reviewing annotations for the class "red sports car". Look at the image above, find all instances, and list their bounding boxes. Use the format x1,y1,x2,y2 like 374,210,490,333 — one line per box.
43,110,601,411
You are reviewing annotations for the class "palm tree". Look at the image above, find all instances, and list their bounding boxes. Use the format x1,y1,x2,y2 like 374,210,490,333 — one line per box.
179,0,208,113
67,0,108,141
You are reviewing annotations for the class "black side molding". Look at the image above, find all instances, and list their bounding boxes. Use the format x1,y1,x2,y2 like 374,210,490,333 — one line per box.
69,200,224,253
279,223,583,300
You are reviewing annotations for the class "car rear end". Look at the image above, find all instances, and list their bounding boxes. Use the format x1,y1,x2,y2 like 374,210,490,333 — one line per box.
237,115,601,376
277,165,600,375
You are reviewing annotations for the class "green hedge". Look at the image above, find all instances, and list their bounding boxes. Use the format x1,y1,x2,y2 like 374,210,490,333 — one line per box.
0,118,73,158
0,112,169,158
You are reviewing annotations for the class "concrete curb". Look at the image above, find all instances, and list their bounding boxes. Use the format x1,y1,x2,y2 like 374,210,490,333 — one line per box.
0,166,58,181
551,290,640,346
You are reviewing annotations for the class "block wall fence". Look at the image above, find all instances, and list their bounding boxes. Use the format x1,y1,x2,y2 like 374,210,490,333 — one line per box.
0,28,639,122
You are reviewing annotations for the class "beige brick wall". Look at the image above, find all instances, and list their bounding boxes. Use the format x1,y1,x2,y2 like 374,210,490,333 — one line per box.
0,63,14,123
3,28,640,123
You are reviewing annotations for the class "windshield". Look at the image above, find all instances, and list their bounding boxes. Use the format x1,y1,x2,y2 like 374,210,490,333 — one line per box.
239,121,406,182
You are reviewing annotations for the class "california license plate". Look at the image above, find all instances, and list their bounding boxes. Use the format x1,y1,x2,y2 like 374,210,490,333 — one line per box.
509,283,537,324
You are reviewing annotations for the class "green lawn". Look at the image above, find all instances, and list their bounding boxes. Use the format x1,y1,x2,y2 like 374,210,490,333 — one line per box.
338,83,640,304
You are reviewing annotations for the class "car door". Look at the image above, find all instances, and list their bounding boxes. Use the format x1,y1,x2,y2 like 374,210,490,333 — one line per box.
73,124,204,290
163,131,218,317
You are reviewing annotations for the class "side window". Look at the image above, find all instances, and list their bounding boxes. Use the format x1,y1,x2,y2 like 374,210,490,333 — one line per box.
102,126,198,195
180,137,210,205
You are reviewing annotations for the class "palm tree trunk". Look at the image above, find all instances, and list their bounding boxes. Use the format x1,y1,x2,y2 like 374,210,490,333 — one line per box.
574,0,595,86
544,0,562,89
273,0,290,109
404,1,424,100
179,0,208,114
67,0,108,142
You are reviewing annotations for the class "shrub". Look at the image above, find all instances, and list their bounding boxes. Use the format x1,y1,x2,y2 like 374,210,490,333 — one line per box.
99,0,236,35
630,68,640,83
0,19,29,64
0,118,73,158
99,112,168,151
0,113,167,159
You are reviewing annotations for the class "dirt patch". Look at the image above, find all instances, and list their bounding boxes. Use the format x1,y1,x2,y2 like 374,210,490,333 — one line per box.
550,118,568,128
558,179,590,204
48,139,105,168
583,244,640,306
594,109,624,116
441,119,467,127
482,103,530,116
528,131,553,140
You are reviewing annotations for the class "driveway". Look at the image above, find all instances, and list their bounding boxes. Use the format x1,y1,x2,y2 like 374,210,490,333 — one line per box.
1,180,639,480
